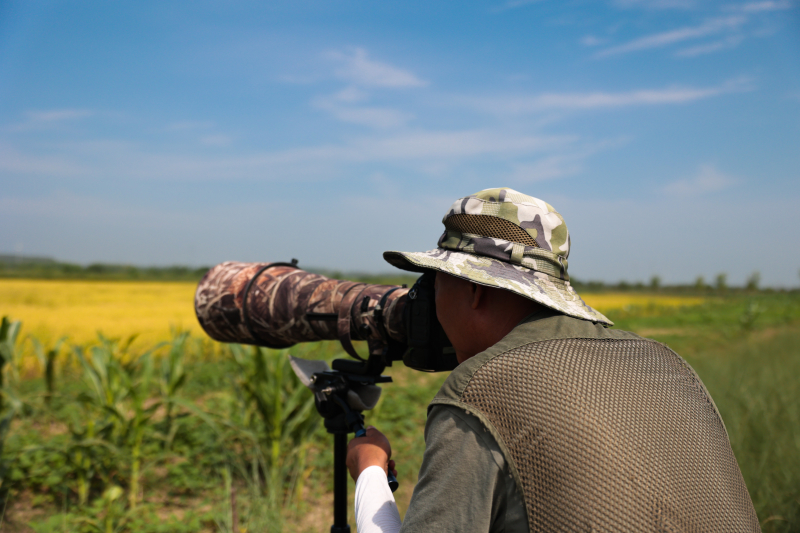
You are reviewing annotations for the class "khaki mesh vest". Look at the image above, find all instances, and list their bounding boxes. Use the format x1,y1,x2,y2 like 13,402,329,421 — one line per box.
431,312,760,532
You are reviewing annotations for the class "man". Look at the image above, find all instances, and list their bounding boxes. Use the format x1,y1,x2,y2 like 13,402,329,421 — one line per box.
347,188,760,532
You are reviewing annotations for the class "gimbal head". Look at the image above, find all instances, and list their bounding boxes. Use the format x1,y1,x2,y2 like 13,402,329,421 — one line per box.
289,355,399,490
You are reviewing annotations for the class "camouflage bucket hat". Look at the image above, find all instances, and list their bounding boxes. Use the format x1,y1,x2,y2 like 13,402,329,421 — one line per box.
384,187,612,325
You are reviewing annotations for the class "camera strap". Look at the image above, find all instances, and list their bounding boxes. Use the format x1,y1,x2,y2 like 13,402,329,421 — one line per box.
337,283,370,361
374,286,402,344
242,260,298,346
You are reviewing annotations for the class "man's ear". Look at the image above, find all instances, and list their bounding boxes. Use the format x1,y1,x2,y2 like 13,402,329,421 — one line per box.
470,283,484,310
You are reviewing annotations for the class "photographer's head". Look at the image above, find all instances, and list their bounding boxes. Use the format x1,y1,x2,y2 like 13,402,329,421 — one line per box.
433,271,542,363
385,187,611,363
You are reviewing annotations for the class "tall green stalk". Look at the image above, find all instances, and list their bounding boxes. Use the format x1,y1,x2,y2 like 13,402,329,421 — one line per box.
229,344,319,512
31,337,65,406
74,335,160,512
129,424,143,511
158,332,188,451
0,317,22,413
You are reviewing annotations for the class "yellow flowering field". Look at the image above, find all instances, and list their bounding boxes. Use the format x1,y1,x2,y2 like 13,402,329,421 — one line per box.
581,293,705,313
0,279,204,347
2,279,704,348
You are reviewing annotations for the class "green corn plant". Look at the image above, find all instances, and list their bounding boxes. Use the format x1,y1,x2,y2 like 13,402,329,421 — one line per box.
0,317,22,413
30,336,66,406
73,484,132,533
0,382,23,508
228,344,319,508
157,332,188,451
0,317,22,504
74,335,161,511
65,417,119,508
739,301,763,331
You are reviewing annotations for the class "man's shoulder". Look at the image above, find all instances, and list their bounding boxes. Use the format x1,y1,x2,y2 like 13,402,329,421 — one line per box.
435,311,653,404
503,309,642,345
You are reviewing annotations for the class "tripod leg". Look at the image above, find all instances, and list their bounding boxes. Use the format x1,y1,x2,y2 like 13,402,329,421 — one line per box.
331,432,351,533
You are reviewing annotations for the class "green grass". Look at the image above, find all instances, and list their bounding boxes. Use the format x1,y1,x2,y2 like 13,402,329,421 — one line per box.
687,328,800,531
1,293,798,532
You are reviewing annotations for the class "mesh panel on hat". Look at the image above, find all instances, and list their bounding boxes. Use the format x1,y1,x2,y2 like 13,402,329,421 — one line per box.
445,214,539,248
460,338,759,532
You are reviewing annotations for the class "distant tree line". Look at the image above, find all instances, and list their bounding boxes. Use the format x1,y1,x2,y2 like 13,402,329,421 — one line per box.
570,271,788,294
0,255,210,282
0,254,792,293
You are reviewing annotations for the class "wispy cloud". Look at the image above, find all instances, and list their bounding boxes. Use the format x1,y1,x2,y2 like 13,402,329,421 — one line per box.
310,49,427,128
662,164,738,195
166,120,214,131
581,35,606,47
200,135,235,147
675,35,744,57
343,130,574,160
464,78,752,114
6,109,94,131
329,86,370,103
493,0,546,11
0,129,576,184
734,0,792,13
313,99,413,129
312,87,413,129
26,109,93,122
505,137,629,183
612,0,696,9
0,143,90,177
596,15,746,56
507,155,584,182
326,47,427,88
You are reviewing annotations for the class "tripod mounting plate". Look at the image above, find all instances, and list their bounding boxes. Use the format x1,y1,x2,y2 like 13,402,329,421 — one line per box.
289,356,389,412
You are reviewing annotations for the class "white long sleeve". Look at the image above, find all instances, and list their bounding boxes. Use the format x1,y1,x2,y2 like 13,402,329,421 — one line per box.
354,466,402,533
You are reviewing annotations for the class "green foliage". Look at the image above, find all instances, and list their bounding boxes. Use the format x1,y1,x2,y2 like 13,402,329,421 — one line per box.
716,272,728,291
0,315,23,506
746,271,761,291
0,317,21,367
157,332,189,451
69,336,166,509
0,257,212,282
30,336,66,405
688,328,800,532
739,301,763,331
2,294,799,531
1,329,326,532
694,275,706,292
0,316,22,411
221,344,320,530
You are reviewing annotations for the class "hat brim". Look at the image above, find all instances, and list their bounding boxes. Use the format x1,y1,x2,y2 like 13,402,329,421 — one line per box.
384,248,613,326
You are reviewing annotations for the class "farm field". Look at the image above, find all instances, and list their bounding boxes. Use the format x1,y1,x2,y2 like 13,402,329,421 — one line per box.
0,279,798,532
0,280,204,348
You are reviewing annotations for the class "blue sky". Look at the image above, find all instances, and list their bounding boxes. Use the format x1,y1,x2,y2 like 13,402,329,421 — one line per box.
1,0,798,286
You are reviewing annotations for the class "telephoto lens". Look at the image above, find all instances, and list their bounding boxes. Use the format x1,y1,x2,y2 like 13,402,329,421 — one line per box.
194,261,408,354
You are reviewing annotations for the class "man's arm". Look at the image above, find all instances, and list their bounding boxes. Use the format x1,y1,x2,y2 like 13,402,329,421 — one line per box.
346,406,527,533
399,404,527,533
354,465,403,533
347,427,402,533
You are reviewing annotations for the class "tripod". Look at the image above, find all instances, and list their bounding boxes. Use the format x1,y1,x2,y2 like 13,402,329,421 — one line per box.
325,412,359,533
293,356,398,533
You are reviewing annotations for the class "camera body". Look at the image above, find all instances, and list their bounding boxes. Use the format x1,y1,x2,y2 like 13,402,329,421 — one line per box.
402,273,457,372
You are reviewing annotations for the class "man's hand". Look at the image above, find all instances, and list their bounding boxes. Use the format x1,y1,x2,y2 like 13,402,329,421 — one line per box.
346,426,397,482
